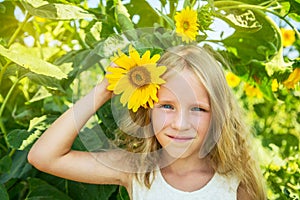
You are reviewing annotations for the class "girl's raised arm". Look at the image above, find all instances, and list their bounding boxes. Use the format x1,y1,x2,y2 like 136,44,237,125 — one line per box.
27,78,131,187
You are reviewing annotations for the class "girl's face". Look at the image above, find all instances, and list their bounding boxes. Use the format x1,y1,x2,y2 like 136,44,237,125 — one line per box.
152,67,211,159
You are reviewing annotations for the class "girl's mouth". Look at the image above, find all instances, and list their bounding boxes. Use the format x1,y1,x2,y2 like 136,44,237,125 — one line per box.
166,134,195,142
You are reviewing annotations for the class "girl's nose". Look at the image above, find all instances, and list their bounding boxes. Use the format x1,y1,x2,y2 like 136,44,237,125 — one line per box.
171,110,191,131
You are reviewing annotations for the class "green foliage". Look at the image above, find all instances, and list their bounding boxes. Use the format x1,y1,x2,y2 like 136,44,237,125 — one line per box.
0,0,299,199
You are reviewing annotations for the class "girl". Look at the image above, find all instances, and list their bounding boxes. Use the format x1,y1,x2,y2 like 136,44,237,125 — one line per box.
28,45,266,199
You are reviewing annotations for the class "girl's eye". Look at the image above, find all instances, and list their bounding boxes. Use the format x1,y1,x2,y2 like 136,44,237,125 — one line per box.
191,107,206,112
161,104,174,110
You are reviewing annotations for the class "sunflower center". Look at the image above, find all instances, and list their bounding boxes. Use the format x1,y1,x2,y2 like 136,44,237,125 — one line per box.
128,66,151,87
183,21,190,30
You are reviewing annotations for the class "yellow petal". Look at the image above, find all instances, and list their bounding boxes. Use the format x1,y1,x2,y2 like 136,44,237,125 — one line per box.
113,50,135,70
147,98,154,108
149,54,160,63
120,85,135,106
140,50,151,65
106,66,127,74
114,75,130,94
148,84,159,102
128,89,142,112
146,64,167,84
129,45,140,66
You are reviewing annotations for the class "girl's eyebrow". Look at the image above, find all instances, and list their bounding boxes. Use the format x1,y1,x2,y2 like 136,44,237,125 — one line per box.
156,99,174,104
194,102,211,110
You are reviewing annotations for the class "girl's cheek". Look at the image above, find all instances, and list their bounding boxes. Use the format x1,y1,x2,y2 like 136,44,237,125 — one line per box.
151,110,168,134
192,115,211,135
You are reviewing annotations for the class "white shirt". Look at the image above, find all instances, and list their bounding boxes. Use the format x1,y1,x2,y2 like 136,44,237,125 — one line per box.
132,170,240,200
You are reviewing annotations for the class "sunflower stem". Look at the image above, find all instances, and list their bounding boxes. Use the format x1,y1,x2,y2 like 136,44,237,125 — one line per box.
7,12,31,48
0,76,23,148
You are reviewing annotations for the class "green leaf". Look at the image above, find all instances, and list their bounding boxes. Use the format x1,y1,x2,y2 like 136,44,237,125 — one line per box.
116,186,130,200
25,72,66,92
96,100,118,140
115,0,136,40
92,34,130,58
7,129,31,149
217,9,262,33
222,14,279,64
85,21,103,46
253,102,275,118
29,86,52,103
22,0,95,20
0,44,67,80
126,0,161,28
0,2,19,39
11,43,60,61
0,4,5,14
68,181,117,200
19,130,42,150
289,0,300,15
26,178,72,200
77,126,109,152
0,156,12,174
28,115,47,131
0,184,9,200
0,151,32,183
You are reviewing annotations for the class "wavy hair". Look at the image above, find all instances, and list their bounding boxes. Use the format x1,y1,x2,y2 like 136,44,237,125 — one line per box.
114,45,266,199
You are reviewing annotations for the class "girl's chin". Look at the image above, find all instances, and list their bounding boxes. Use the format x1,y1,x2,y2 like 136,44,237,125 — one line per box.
161,147,194,160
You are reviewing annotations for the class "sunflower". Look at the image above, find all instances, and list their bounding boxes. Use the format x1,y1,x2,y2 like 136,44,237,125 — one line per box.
174,6,199,43
105,46,167,112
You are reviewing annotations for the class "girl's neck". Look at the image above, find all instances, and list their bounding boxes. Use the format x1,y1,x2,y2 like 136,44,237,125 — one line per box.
159,151,214,176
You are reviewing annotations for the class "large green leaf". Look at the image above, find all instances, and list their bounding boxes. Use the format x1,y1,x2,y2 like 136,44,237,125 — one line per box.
26,72,66,92
0,44,67,80
216,9,262,33
0,156,12,174
26,178,72,200
0,184,9,200
77,126,109,152
222,13,279,63
116,186,130,200
215,1,281,66
22,0,95,20
6,116,47,150
68,181,117,200
92,34,130,59
0,2,19,40
0,151,32,184
116,0,137,40
7,129,31,150
126,0,161,27
289,0,300,15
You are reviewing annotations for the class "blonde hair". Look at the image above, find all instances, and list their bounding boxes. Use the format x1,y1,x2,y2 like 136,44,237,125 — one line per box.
114,45,266,199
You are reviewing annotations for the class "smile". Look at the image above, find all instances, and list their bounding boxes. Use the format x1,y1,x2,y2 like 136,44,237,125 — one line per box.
166,134,195,142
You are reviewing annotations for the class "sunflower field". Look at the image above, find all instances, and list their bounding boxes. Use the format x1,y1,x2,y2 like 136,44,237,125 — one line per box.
0,0,299,199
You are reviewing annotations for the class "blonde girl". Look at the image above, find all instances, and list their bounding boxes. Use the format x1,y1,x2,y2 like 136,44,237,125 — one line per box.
28,45,266,199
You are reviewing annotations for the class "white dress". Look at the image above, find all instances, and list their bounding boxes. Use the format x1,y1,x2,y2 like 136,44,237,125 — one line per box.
132,170,240,200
